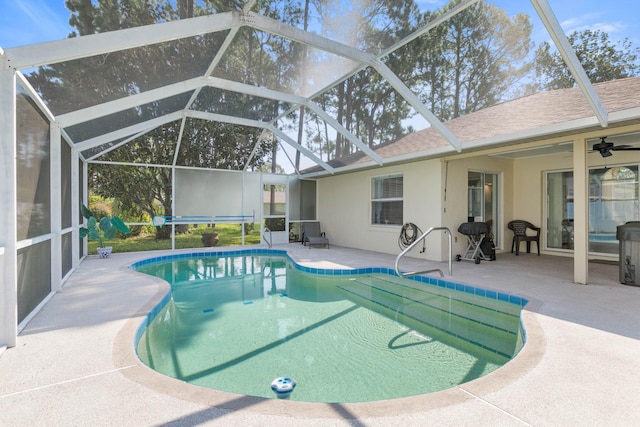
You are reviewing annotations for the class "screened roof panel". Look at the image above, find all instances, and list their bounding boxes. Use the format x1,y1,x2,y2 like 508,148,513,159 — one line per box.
4,0,631,174
191,86,292,121
252,0,426,54
66,92,194,143
26,32,230,115
80,137,130,160
211,26,361,98
175,118,268,170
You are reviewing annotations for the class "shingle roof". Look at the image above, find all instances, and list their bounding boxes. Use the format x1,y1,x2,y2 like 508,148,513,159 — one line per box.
304,77,640,173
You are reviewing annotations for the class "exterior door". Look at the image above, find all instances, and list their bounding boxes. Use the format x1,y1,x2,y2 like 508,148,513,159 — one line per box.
262,175,289,245
468,171,500,245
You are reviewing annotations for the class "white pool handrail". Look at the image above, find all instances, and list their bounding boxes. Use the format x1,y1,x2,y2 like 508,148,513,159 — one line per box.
395,226,452,277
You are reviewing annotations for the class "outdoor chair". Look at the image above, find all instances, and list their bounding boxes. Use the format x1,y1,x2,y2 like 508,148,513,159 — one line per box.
302,222,330,248
508,220,541,256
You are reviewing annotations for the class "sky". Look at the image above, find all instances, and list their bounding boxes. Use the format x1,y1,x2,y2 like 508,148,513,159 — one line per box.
1,0,639,49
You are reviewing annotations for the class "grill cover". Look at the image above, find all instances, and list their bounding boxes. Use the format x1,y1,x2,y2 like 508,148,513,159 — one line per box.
457,222,489,236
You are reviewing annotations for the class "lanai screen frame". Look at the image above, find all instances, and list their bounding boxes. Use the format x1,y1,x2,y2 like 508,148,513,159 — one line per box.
0,0,612,348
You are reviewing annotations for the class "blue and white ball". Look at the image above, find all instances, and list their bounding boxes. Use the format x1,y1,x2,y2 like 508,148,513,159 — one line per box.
271,377,296,399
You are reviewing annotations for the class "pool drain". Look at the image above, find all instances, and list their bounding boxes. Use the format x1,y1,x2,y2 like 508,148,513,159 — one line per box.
271,377,296,399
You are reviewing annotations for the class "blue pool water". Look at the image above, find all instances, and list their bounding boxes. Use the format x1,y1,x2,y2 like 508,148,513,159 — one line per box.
131,250,526,403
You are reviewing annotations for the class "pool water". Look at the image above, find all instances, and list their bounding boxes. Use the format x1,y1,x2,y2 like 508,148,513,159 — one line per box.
133,253,525,403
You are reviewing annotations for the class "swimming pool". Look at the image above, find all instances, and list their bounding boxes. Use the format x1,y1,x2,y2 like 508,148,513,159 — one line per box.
131,250,527,403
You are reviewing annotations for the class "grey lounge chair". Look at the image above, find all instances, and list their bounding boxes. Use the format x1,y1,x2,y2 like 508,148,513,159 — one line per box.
302,222,329,248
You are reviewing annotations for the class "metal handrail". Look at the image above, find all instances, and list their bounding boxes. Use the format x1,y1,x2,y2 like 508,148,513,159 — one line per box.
263,227,272,248
394,226,452,277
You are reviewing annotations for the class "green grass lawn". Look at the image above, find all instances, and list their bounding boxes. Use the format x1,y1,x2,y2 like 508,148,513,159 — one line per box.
88,223,261,254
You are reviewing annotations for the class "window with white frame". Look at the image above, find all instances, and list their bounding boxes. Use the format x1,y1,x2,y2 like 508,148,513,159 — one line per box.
371,174,403,225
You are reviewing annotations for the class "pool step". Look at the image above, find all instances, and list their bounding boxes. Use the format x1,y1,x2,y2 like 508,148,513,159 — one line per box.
367,275,521,332
338,276,520,358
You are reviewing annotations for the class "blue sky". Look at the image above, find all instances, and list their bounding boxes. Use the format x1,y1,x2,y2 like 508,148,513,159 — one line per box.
1,0,639,49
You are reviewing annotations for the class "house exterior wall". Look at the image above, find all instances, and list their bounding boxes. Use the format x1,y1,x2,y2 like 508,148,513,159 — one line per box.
316,128,640,262
316,155,515,261
317,160,444,260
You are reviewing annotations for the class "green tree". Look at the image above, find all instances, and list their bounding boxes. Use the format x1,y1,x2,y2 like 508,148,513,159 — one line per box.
423,1,533,120
535,29,640,90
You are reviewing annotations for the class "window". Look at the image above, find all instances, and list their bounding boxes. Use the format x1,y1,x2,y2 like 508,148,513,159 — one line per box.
371,174,403,225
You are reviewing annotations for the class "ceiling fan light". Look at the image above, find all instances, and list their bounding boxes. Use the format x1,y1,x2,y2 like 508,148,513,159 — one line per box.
600,149,612,158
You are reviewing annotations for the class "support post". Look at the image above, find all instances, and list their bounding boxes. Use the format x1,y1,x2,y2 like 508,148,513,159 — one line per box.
573,137,589,284
0,64,18,347
51,123,62,291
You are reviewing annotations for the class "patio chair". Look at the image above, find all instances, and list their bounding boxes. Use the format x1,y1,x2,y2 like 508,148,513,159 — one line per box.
302,222,330,248
508,220,541,256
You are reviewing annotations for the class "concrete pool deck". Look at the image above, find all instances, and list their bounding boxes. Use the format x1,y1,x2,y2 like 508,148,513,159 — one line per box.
1,244,639,426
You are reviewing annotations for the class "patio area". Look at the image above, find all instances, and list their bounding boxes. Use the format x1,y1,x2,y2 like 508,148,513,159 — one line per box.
1,244,639,426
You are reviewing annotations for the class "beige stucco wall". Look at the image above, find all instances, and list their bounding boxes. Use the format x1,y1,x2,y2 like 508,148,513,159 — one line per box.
316,160,444,260
315,125,640,265
440,155,514,254
316,155,514,261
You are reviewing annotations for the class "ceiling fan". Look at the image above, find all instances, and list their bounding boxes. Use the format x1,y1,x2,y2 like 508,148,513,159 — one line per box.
592,136,640,157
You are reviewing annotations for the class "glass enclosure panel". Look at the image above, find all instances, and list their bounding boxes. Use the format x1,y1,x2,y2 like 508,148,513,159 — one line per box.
17,241,52,323
16,87,51,240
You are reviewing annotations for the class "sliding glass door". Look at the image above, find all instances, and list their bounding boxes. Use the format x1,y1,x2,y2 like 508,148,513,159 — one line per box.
546,165,639,254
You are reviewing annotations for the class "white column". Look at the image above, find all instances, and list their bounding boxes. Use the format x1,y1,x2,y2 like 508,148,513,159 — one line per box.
573,137,589,284
50,123,62,291
0,64,18,347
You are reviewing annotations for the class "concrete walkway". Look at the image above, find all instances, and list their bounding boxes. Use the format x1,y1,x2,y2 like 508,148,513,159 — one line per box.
1,244,639,426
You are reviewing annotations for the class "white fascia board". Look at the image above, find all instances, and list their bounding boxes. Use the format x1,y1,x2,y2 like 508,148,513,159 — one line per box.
266,124,334,174
531,0,608,127
57,77,203,128
4,12,238,70
75,111,184,151
372,59,462,152
304,101,383,165
247,13,375,65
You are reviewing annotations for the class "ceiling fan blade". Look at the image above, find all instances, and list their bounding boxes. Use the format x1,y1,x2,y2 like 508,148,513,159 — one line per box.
611,145,640,150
